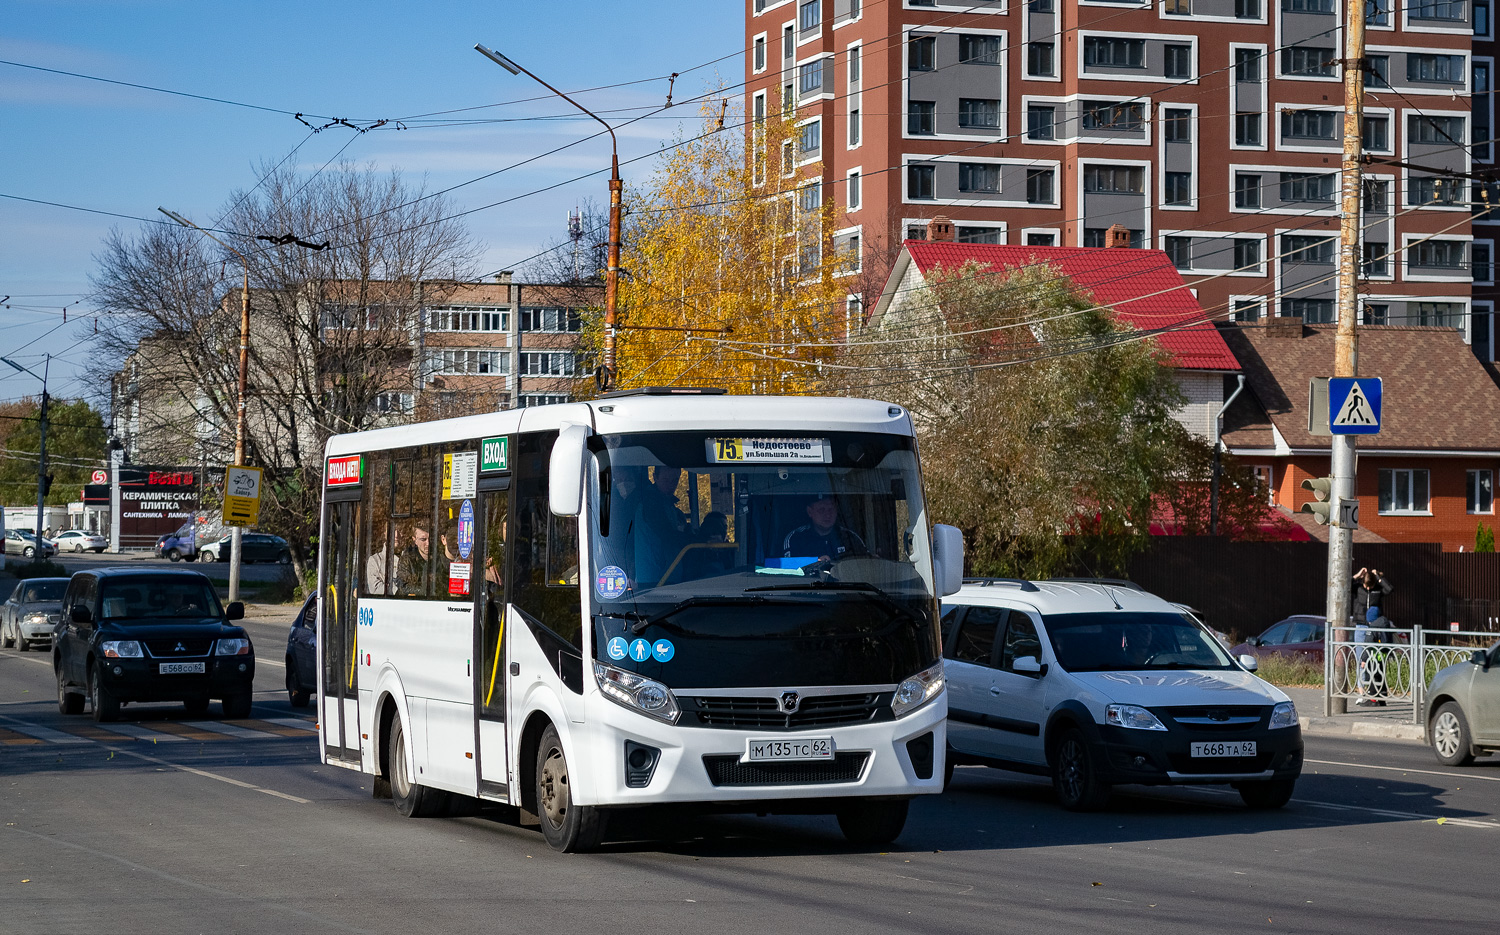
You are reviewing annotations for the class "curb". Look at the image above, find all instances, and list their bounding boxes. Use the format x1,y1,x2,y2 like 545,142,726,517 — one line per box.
1299,715,1426,742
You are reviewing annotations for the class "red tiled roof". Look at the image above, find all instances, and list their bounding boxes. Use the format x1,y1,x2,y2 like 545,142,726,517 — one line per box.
904,242,1240,371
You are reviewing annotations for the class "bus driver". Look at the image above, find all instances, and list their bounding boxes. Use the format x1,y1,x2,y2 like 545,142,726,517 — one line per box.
782,493,867,563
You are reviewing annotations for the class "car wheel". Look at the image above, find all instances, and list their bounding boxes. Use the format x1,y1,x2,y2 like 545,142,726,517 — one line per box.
1237,778,1297,809
1051,726,1111,811
389,714,448,818
2,622,13,649
90,665,120,722
221,690,253,719
201,550,216,562
535,724,606,851
167,549,182,562
835,798,910,846
1431,702,1476,767
57,667,84,715
278,551,292,565
22,546,34,558
286,658,311,708
16,636,28,653
183,696,210,716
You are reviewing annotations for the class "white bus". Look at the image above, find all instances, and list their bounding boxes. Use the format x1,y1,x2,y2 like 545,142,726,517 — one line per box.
315,389,962,851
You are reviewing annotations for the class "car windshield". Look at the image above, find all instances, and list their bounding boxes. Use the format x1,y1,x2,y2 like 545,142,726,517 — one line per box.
21,581,67,602
99,578,223,622
586,430,940,688
1044,612,1235,672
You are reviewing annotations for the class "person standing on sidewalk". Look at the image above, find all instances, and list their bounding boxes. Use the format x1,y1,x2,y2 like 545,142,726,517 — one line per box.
1352,567,1393,706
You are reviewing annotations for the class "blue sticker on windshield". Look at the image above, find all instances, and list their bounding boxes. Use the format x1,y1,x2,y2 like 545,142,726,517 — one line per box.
651,639,675,663
606,636,628,661
596,565,628,600
456,500,475,560
629,639,652,663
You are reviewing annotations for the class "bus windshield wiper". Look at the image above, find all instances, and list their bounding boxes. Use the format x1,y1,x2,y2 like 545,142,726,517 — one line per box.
631,595,772,633
745,581,920,625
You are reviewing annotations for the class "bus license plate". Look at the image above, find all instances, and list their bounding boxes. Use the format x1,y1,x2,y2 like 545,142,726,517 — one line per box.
1190,741,1256,758
744,737,834,763
159,662,205,675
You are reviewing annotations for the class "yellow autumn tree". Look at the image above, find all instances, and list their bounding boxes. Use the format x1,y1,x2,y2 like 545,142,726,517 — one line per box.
614,97,854,393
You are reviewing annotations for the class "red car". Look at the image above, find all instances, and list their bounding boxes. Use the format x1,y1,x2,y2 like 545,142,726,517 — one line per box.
1232,615,1326,662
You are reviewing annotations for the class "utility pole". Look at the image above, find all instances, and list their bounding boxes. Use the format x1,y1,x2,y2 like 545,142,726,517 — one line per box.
1325,1,1367,716
476,44,622,390
2,355,51,564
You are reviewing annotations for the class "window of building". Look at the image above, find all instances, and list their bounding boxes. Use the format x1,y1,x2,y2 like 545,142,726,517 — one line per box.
1163,108,1192,142
1284,298,1335,322
1409,0,1468,21
1366,55,1390,87
519,394,569,408
1165,0,1191,14
1081,101,1145,131
1379,468,1431,515
905,225,928,241
908,164,936,199
845,234,861,270
1164,45,1192,79
1476,306,1496,359
908,101,935,135
909,35,936,72
754,36,767,72
956,226,1002,244
1028,42,1055,77
1083,165,1144,193
1030,0,1056,10
1409,176,1463,205
1410,115,1466,144
1362,242,1390,277
1027,231,1057,246
798,119,821,153
372,391,414,415
1236,0,1262,16
1083,227,1144,248
1408,54,1466,83
1364,179,1390,213
848,108,861,146
754,92,766,129
1026,168,1055,204
783,25,795,59
1475,62,1492,161
1408,240,1466,268
1235,173,1263,208
798,182,823,216
799,59,824,95
958,162,1001,192
1363,115,1389,150
847,171,861,209
1469,469,1495,513
1478,0,1492,33
781,140,794,175
1164,236,1193,269
1235,238,1261,270
1367,0,1391,23
519,352,577,377
1234,299,1265,321
1164,172,1193,206
1363,302,1389,324
959,98,1001,128
1083,37,1146,68
429,348,508,376
1028,104,1056,140
849,46,861,83
1282,109,1338,139
1283,235,1336,263
1282,0,1334,11
1282,47,1336,77
1279,172,1336,203
1473,242,1492,281
1235,48,1262,82
1236,112,1263,145
519,307,582,333
959,35,1001,65
429,307,509,332
1413,302,1463,325
799,0,822,32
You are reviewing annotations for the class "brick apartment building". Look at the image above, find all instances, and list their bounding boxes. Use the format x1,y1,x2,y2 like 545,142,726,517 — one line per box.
746,0,1496,363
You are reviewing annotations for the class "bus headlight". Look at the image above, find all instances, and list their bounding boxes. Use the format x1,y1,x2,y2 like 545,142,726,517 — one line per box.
891,661,944,718
593,662,680,724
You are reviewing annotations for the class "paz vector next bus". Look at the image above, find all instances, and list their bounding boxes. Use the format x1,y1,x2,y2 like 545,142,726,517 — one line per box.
315,388,962,851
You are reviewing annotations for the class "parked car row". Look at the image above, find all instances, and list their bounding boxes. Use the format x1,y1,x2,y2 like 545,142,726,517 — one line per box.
156,524,291,565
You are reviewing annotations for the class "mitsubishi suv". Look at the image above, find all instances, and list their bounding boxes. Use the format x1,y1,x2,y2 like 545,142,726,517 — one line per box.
53,568,256,721
941,579,1302,811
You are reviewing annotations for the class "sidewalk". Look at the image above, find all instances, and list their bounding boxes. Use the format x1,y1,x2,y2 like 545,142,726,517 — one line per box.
1282,686,1426,742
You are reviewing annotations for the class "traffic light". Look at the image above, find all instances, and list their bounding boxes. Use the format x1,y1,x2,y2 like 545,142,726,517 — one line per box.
1300,476,1334,525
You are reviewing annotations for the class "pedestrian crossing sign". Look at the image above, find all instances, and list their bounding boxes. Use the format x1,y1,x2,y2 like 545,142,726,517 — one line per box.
1328,377,1382,435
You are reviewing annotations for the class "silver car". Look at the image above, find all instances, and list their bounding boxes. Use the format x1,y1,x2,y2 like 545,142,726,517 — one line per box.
1426,641,1500,766
2,577,69,651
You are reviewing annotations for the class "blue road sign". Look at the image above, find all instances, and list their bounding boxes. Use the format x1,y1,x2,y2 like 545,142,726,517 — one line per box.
1328,377,1382,435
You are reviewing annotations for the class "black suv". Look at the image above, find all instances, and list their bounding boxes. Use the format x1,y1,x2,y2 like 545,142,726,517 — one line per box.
54,568,256,721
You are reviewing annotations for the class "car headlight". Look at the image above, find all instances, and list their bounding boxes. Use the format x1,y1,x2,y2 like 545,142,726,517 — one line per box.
593,662,680,724
1105,704,1168,731
26,613,49,625
1269,701,1298,730
216,638,251,656
891,661,945,718
101,640,143,658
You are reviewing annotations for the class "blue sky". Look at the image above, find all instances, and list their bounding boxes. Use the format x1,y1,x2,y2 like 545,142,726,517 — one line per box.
0,0,743,406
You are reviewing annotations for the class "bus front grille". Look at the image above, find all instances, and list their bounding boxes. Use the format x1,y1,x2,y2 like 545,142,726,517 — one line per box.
701,753,870,786
682,693,889,730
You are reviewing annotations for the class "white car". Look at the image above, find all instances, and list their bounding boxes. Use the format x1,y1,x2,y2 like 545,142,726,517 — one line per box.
52,530,107,553
941,579,1302,811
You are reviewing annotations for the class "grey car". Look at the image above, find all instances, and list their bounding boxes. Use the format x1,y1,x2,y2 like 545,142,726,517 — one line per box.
2,577,69,651
1426,641,1500,766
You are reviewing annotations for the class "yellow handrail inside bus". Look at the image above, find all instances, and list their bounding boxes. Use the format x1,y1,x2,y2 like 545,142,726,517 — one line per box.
656,541,737,587
484,610,506,708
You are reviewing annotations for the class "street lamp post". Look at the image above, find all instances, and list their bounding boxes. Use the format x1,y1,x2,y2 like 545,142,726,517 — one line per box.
475,43,622,390
159,208,251,603
1,354,50,564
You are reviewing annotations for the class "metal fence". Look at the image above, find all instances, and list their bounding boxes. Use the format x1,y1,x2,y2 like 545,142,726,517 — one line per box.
1325,625,1497,725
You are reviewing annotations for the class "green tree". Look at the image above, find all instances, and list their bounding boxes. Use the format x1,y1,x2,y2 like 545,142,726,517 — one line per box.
0,398,107,506
1477,521,1496,553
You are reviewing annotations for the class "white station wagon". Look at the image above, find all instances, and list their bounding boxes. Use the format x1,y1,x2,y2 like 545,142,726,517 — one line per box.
941,579,1302,811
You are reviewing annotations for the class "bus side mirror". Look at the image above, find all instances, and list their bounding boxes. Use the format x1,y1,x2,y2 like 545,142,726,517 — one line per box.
548,423,589,517
931,524,964,597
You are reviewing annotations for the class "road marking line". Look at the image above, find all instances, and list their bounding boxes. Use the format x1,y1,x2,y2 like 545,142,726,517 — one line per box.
1304,757,1500,783
263,717,318,731
0,726,43,744
0,650,55,668
182,719,283,740
114,747,312,804
0,715,92,744
146,721,227,741
1288,797,1498,829
228,718,316,736
88,721,187,742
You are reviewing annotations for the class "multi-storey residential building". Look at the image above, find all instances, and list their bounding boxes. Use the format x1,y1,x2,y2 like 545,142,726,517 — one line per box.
746,0,1494,363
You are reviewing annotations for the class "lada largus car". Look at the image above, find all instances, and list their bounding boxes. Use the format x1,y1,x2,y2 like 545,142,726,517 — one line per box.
942,579,1302,811
2,576,68,651
53,568,255,722
1425,640,1500,766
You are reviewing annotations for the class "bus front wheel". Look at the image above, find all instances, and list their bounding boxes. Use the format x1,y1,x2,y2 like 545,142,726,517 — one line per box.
389,715,448,818
535,724,606,852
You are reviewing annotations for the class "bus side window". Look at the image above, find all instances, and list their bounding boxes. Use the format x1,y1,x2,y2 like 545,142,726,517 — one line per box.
391,448,440,599
513,431,582,649
362,454,394,597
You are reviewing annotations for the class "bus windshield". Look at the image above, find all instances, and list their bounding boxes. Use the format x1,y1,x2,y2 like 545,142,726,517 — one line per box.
587,430,940,688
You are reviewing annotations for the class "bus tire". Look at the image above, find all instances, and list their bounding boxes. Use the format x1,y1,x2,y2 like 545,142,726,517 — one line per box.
535,724,606,852
389,714,447,818
835,798,909,846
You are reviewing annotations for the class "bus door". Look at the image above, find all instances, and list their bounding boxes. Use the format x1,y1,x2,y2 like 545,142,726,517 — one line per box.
321,497,362,764
472,479,510,798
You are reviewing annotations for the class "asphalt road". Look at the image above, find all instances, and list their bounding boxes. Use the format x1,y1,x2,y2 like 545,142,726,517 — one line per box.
2,609,1496,935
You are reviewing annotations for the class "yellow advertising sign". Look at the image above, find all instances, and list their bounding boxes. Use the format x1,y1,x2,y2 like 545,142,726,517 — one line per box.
222,464,263,528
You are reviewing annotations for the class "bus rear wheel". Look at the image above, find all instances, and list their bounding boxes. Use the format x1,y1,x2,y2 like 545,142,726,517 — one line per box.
535,724,606,852
389,715,448,818
835,798,909,846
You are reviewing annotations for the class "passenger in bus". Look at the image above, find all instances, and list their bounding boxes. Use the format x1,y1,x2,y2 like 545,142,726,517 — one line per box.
365,543,390,595
782,494,867,562
631,466,689,586
395,524,446,597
